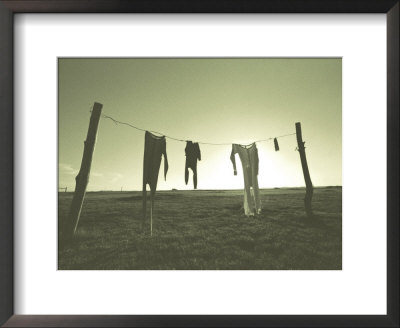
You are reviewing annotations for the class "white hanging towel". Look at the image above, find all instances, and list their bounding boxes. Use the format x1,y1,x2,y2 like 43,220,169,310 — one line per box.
230,143,262,216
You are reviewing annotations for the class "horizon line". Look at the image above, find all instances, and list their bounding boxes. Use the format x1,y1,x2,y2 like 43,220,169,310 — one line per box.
58,185,342,192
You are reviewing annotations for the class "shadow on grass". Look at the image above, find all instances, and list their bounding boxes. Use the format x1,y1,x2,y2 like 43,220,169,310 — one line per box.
302,214,328,229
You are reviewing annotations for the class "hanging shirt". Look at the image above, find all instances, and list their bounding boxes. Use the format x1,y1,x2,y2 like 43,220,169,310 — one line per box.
185,141,201,189
230,143,261,216
142,131,168,220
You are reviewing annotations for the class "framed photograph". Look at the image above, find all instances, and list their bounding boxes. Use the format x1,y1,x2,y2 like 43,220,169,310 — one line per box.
1,1,398,327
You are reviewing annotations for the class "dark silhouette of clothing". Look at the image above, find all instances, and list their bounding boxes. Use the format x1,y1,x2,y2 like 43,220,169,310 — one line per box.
185,141,201,189
230,143,261,216
142,131,168,225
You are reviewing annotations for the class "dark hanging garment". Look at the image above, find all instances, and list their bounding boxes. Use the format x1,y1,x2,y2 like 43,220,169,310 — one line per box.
185,141,201,189
274,138,279,151
142,131,168,224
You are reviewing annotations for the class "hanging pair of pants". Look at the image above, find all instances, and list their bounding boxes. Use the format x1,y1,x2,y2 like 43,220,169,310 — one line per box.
230,143,261,216
142,131,168,229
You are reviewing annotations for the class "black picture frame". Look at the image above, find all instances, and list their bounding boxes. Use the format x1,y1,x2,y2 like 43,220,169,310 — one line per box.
0,1,398,327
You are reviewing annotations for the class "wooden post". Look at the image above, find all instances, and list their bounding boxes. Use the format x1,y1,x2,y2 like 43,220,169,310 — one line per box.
295,122,313,217
67,102,103,236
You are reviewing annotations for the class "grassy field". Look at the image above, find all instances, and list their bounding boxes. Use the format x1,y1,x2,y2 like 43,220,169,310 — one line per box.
58,187,342,270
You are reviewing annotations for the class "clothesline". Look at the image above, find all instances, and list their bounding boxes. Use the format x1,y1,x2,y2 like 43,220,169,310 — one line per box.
100,112,296,146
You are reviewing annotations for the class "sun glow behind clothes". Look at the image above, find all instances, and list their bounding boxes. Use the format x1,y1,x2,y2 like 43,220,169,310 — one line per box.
140,135,310,191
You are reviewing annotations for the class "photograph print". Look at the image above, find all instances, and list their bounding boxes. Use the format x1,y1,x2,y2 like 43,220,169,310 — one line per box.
58,58,342,270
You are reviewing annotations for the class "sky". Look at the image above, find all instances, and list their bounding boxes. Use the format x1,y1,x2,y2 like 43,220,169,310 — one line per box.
58,58,341,191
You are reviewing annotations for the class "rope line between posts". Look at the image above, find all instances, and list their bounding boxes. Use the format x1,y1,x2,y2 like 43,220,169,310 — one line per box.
100,113,296,146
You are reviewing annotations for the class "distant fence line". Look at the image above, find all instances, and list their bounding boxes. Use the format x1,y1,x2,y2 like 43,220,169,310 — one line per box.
59,187,68,192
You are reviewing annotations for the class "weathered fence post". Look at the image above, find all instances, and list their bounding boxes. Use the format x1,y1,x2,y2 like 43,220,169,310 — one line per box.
67,102,103,236
295,122,313,217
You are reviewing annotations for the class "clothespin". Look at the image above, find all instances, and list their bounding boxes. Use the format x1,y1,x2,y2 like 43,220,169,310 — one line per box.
274,138,279,151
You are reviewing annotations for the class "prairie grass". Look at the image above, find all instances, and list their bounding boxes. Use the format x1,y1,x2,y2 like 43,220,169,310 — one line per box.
58,187,342,270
